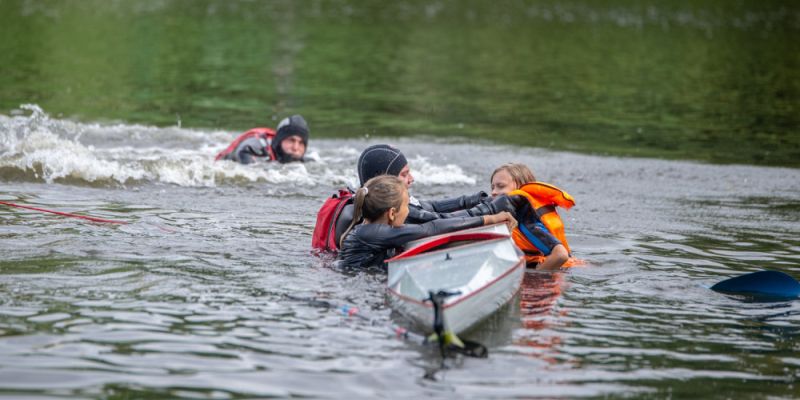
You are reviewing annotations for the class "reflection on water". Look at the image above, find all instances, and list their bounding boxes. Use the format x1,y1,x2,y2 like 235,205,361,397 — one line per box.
510,271,567,366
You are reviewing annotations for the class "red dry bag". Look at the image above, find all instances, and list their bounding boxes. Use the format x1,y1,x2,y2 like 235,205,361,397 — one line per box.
311,189,353,252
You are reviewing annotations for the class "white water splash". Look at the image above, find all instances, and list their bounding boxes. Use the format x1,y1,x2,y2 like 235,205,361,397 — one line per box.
408,155,476,186
0,105,477,188
1,105,145,184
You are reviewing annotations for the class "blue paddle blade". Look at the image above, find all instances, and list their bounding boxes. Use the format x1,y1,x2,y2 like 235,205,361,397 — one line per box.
711,270,800,299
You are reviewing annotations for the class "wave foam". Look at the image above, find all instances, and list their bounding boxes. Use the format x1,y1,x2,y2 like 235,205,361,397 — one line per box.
0,106,476,188
408,155,476,186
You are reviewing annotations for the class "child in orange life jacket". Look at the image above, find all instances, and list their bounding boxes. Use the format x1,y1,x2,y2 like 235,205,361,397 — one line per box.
337,175,516,268
490,163,570,271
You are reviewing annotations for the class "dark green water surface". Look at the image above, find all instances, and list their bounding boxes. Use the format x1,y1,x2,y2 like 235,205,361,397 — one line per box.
0,0,798,166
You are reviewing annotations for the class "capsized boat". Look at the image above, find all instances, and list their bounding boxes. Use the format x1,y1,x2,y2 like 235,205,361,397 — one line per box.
385,223,525,335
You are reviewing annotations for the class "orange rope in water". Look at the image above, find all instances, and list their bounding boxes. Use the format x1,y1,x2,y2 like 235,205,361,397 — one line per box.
0,200,127,225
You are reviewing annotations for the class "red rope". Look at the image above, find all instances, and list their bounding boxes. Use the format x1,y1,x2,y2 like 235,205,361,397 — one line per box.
0,200,128,225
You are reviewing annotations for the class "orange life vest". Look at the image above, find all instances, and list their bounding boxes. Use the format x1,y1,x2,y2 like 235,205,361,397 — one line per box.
508,182,576,265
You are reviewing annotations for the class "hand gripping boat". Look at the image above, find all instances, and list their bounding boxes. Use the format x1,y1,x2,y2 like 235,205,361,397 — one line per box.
385,223,526,336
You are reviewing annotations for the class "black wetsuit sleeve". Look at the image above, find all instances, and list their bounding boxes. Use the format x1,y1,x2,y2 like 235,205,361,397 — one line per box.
515,203,562,255
338,216,484,268
405,205,442,224
231,137,269,164
438,194,521,218
417,191,488,213
372,216,484,248
406,193,513,223
334,204,354,247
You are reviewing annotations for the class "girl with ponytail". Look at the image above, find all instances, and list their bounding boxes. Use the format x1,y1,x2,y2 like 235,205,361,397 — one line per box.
338,175,516,268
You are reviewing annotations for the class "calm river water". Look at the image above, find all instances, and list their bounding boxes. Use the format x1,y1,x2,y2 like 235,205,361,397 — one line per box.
1,108,798,398
1,0,799,398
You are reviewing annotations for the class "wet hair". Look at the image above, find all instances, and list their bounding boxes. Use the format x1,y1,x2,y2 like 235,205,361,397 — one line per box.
339,175,407,248
491,163,536,188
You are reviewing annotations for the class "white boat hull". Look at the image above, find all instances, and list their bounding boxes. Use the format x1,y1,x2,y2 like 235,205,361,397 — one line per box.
386,224,525,335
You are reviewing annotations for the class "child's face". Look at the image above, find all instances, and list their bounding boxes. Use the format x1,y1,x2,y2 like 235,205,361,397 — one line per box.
491,169,517,198
391,189,410,227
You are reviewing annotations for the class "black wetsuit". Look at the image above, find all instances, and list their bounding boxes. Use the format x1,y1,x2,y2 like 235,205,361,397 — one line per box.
333,192,489,248
338,216,485,268
216,115,309,164
222,136,272,164
512,200,563,256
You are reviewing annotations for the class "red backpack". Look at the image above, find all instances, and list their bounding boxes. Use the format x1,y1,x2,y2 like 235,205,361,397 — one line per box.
311,189,354,252
214,128,276,161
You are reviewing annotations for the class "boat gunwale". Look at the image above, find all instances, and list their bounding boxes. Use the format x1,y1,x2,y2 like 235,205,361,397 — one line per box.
404,222,511,249
386,235,514,265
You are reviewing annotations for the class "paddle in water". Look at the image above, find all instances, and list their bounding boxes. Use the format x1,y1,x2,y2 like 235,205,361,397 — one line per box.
711,270,800,300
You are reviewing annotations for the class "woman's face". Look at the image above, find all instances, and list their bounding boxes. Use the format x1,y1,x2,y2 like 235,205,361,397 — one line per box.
392,189,410,227
491,169,518,198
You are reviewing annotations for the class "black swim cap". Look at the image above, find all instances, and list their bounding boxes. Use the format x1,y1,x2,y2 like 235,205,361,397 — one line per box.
357,144,408,186
271,115,309,163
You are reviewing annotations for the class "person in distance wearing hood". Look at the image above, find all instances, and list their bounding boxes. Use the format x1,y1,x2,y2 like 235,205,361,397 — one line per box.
215,115,309,164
